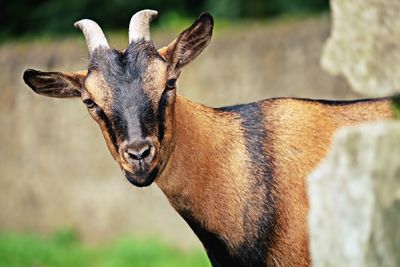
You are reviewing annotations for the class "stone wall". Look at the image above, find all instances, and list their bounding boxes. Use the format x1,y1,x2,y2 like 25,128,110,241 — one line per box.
309,122,400,267
309,0,400,266
321,0,400,97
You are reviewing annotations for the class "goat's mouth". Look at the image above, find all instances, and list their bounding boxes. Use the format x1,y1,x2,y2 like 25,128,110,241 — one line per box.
123,167,159,187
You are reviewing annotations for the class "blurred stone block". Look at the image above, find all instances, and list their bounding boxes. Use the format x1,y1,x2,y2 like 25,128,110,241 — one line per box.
321,0,400,96
308,121,400,267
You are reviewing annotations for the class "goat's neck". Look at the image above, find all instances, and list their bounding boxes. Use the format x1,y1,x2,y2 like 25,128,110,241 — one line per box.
155,95,271,262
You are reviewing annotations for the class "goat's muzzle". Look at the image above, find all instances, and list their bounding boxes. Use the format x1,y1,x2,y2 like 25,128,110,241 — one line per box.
119,138,160,187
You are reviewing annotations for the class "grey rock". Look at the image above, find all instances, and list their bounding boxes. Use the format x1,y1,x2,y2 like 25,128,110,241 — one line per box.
321,0,400,96
308,121,400,267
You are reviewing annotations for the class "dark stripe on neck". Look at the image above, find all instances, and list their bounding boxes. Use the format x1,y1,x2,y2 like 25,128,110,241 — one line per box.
178,103,277,267
233,103,277,266
96,109,119,152
193,103,276,267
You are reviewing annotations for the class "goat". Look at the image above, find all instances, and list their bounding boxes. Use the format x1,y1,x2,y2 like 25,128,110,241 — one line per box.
23,10,395,267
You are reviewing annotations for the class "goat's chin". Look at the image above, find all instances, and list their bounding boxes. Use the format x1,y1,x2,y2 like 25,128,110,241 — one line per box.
123,167,159,187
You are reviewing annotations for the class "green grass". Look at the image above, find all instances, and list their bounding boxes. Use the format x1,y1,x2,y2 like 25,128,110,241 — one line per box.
0,230,210,267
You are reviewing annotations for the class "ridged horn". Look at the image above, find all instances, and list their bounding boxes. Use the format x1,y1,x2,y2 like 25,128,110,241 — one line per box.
129,9,158,43
74,19,109,56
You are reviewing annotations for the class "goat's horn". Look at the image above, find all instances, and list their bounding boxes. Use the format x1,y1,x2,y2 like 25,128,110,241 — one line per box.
74,19,109,56
129,9,158,43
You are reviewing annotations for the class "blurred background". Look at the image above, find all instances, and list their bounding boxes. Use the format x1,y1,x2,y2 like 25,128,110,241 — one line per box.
0,0,362,266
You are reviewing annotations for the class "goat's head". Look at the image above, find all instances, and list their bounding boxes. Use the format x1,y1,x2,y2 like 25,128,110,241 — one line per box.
23,10,213,187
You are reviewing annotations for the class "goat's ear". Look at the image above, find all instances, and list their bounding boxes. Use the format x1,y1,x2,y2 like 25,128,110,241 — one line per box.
158,13,213,71
23,69,87,98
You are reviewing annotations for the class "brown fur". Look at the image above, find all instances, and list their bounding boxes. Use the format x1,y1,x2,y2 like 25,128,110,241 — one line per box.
156,96,393,266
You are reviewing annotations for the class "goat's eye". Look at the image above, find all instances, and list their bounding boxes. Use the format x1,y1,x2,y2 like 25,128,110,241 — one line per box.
83,99,96,109
166,79,176,90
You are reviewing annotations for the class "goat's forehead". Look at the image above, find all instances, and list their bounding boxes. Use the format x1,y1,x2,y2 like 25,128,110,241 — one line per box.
85,42,168,101
89,42,160,78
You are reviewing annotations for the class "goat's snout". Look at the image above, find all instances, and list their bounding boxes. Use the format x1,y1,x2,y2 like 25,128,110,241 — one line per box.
120,138,154,167
127,143,151,161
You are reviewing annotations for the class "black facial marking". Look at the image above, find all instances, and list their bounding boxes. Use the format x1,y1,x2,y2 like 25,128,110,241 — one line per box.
157,89,171,142
89,43,161,141
109,111,128,142
96,108,119,152
125,166,159,187
138,100,156,137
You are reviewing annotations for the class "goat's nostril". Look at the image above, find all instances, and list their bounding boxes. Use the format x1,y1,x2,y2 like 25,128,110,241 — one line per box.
140,146,151,159
127,151,139,161
126,144,151,161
